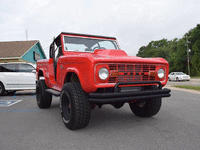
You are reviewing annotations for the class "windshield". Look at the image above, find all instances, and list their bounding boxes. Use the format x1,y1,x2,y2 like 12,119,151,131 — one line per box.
63,36,119,52
176,72,185,75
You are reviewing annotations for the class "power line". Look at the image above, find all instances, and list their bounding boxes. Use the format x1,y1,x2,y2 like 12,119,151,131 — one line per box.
41,38,52,44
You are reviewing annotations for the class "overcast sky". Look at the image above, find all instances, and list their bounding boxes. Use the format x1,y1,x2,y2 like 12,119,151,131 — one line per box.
0,0,200,57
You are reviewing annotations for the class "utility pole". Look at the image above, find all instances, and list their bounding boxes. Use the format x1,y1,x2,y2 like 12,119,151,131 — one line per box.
185,35,190,76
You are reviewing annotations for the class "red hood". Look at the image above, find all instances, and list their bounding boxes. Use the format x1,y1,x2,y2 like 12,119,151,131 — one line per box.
93,49,128,56
90,49,168,64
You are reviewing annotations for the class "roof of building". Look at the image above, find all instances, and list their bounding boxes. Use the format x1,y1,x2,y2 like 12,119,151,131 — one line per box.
0,40,38,58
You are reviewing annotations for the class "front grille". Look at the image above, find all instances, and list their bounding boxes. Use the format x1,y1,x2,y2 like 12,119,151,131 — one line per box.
108,64,156,83
183,76,189,79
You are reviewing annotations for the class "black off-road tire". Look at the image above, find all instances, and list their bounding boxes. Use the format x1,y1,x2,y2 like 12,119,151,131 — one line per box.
129,86,162,117
0,82,5,96
60,82,91,130
36,80,52,108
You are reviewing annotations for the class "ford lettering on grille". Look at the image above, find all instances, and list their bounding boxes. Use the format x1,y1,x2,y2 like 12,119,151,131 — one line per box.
108,64,156,83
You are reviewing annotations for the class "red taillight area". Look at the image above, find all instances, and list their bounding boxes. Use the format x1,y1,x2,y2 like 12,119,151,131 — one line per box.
36,72,38,81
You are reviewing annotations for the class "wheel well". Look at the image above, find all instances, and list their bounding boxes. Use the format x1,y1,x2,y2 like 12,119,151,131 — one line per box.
64,72,80,83
0,81,5,95
38,70,44,80
0,81,4,85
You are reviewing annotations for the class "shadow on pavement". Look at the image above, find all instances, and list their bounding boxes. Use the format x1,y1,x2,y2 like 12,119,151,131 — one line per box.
2,90,36,96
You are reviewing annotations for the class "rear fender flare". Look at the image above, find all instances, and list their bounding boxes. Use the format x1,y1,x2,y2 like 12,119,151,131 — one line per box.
37,69,49,86
37,69,45,80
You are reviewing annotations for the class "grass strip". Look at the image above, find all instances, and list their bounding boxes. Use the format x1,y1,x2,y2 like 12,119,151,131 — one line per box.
173,85,200,91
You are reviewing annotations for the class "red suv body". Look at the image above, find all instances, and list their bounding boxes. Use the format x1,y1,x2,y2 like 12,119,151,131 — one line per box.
36,32,171,130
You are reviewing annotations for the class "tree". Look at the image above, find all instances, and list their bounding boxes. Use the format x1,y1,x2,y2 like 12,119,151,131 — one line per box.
173,39,187,73
191,40,200,76
136,24,200,76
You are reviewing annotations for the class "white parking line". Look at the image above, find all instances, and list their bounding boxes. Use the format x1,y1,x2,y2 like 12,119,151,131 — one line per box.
0,100,22,107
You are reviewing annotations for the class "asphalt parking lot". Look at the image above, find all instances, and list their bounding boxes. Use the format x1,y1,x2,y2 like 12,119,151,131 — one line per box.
0,80,200,150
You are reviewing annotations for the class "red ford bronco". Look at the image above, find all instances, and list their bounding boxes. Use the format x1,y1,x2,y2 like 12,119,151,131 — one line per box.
36,32,171,130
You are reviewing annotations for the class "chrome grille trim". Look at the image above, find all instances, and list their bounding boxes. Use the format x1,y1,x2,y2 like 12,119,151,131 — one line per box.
108,64,157,83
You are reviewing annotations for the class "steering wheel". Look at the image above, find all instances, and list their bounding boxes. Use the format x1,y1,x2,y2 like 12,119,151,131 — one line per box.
93,47,106,51
93,46,99,51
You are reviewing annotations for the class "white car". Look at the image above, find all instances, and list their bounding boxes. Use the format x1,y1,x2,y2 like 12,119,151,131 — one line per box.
0,62,36,95
168,72,190,81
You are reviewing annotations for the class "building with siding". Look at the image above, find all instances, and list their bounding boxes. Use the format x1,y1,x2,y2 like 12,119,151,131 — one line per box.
0,40,46,63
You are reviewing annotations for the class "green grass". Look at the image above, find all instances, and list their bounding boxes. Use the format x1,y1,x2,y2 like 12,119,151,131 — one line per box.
191,76,200,79
173,85,200,91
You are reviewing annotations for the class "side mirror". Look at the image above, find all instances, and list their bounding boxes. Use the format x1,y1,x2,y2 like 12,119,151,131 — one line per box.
32,70,36,73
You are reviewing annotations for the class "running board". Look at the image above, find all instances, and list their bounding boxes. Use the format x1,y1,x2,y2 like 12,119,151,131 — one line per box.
46,89,61,96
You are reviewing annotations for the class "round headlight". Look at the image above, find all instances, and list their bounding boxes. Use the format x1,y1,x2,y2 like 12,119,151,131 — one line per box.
158,68,165,78
99,68,109,80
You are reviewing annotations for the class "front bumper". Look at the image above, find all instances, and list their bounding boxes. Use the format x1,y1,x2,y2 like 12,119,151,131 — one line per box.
89,81,171,104
179,78,190,81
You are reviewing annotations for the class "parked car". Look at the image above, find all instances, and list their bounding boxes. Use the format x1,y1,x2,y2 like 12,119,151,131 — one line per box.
0,62,36,95
168,72,190,81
